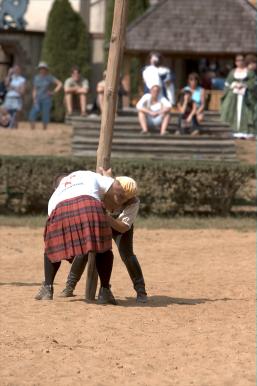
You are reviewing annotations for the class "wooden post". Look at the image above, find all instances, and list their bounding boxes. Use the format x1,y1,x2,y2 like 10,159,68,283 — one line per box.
85,0,129,300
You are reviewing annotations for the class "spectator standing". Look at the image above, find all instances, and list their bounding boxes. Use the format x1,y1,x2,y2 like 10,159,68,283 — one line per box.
143,52,175,106
136,84,171,135
29,62,62,130
221,55,256,137
64,66,89,116
3,65,26,128
245,54,257,134
183,73,205,135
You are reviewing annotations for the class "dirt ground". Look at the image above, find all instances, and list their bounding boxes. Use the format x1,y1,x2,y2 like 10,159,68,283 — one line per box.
0,122,72,156
0,226,255,386
0,122,255,164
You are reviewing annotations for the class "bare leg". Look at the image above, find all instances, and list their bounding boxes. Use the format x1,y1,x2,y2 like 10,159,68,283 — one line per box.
138,111,149,133
97,93,104,113
160,113,170,135
65,93,73,115
197,112,204,123
79,92,87,115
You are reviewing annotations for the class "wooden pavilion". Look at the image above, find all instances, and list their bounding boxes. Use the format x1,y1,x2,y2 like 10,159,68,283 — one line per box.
123,0,256,109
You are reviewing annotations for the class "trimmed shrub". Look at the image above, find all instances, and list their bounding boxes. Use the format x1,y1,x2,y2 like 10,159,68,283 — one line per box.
0,156,255,216
42,0,90,121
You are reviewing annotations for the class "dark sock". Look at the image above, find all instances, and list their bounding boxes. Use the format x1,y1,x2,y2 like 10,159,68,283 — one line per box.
95,250,114,288
44,253,61,286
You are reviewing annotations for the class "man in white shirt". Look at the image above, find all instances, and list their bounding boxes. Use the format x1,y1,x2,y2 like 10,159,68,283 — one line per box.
143,52,175,106
136,85,171,135
48,170,119,216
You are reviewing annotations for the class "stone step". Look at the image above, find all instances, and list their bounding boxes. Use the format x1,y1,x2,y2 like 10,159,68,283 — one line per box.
73,145,235,157
73,135,235,148
118,107,221,118
69,115,227,127
74,127,232,138
70,110,235,161
74,122,230,130
72,148,236,161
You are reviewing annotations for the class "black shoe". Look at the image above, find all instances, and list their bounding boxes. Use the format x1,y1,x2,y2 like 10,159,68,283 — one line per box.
35,283,53,300
97,287,117,305
136,291,148,303
59,285,74,297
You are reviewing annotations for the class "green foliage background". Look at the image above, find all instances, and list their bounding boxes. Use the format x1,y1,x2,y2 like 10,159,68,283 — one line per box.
42,0,90,121
0,156,254,216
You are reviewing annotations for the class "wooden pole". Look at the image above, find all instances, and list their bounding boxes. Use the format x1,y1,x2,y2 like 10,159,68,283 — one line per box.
85,0,129,300
96,0,129,170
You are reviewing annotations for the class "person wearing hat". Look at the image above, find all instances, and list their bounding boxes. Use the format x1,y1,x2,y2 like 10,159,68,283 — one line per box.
29,61,62,130
60,170,148,303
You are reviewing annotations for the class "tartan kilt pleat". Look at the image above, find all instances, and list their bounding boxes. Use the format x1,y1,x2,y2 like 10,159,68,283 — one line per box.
44,195,112,262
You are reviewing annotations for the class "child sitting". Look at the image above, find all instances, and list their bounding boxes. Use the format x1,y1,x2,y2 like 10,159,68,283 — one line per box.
176,89,199,135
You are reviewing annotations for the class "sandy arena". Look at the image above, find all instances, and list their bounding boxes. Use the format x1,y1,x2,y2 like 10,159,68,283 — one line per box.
0,226,255,386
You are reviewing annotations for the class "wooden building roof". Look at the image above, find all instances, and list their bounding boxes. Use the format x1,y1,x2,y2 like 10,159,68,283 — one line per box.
125,0,256,55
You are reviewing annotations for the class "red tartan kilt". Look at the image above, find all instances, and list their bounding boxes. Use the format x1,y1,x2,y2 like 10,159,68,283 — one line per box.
44,195,112,262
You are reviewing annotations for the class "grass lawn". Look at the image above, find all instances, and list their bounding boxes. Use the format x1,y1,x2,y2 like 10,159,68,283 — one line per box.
0,214,255,232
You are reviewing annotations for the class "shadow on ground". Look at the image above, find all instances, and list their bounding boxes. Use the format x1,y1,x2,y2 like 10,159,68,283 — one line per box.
69,295,243,308
0,282,42,287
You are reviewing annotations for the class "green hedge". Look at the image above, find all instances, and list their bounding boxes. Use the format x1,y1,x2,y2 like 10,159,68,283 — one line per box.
0,156,255,216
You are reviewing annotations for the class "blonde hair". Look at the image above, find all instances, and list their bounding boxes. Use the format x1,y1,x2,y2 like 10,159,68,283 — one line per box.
115,176,137,200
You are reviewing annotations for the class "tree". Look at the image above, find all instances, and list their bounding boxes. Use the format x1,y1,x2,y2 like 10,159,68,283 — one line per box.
42,0,90,121
104,0,149,101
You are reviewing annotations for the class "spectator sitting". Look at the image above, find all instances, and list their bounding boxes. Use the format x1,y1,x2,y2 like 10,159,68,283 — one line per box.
96,70,106,114
183,73,205,135
136,84,171,135
3,65,26,128
0,106,11,128
64,66,89,116
176,89,198,135
29,62,62,130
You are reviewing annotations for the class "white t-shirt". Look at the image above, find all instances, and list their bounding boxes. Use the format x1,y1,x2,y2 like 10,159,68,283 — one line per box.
136,93,171,112
48,171,114,216
6,75,26,98
112,197,140,229
143,65,161,90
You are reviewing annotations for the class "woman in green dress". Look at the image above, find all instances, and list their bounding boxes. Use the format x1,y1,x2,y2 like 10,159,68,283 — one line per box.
221,55,256,138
